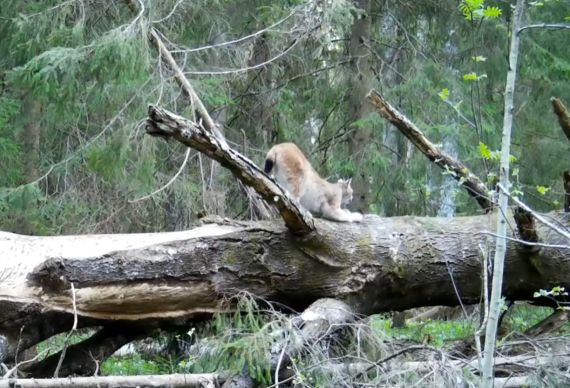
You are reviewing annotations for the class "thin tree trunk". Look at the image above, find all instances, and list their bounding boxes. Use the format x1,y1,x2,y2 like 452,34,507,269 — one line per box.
22,100,42,181
481,1,525,386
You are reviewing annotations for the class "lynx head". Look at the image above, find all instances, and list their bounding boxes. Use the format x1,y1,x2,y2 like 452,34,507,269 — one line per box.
338,178,354,205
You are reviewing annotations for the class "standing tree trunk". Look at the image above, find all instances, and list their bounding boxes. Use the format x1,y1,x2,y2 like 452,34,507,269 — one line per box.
347,0,373,213
22,100,42,182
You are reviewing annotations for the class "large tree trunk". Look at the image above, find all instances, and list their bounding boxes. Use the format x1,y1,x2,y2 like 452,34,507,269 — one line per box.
1,210,569,365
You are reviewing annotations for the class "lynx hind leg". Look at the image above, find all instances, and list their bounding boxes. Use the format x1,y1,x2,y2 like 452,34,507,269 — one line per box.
321,205,362,223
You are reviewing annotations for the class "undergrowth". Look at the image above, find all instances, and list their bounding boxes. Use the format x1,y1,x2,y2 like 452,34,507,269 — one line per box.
32,301,567,386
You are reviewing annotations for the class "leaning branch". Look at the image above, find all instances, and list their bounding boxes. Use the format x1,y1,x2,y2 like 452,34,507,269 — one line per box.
366,89,492,210
551,97,570,143
147,105,315,235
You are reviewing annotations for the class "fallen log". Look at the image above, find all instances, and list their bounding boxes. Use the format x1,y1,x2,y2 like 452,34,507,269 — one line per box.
0,373,222,388
1,211,569,367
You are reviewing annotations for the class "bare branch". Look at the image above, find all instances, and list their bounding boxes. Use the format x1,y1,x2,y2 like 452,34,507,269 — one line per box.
497,183,570,242
367,89,492,210
518,23,570,34
169,5,303,53
551,97,570,143
129,149,196,203
147,27,219,139
183,34,306,76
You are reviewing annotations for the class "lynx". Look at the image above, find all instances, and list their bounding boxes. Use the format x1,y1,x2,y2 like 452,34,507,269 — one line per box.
264,142,363,223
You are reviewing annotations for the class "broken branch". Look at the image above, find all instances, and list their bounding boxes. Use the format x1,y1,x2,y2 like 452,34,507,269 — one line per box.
367,89,492,211
551,97,570,143
146,105,315,235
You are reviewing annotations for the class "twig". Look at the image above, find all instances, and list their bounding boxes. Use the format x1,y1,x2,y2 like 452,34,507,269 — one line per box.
168,5,303,53
151,0,184,24
9,79,150,191
364,345,444,373
442,98,477,128
274,331,290,388
129,149,196,203
183,28,310,76
477,231,570,250
497,184,570,242
3,350,48,379
445,257,469,319
53,283,78,378
518,23,570,34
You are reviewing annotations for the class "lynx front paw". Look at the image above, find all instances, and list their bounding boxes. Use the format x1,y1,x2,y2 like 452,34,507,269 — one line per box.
350,212,363,222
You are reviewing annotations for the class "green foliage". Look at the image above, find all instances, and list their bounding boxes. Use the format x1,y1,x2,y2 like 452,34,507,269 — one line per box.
483,6,502,18
460,0,502,21
437,88,450,101
536,185,550,195
0,97,22,186
372,316,475,347
478,142,492,160
102,354,163,375
186,296,274,385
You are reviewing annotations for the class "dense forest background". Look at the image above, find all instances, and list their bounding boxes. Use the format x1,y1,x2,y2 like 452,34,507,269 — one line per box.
0,0,569,236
